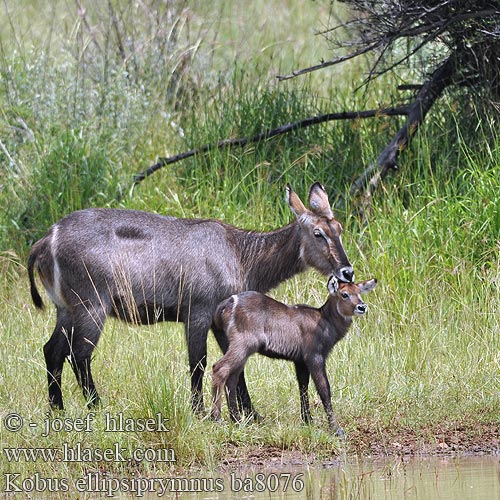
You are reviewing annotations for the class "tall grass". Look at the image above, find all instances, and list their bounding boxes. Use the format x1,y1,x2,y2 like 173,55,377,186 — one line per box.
0,0,499,493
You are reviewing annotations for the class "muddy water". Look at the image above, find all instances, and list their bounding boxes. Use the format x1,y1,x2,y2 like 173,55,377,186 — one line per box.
314,455,500,499
152,455,499,499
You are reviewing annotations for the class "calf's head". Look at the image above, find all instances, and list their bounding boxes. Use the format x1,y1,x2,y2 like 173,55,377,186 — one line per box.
287,183,354,283
327,275,377,317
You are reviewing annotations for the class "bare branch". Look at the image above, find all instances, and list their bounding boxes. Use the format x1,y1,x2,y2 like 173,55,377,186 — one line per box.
350,53,458,201
276,42,381,81
132,105,409,186
285,1,499,93
360,23,447,88
398,9,500,38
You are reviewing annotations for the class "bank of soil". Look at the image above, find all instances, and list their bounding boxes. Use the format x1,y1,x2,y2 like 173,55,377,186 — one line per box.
218,422,500,471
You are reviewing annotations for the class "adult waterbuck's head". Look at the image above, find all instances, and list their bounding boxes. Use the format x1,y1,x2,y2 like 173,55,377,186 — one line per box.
287,182,354,283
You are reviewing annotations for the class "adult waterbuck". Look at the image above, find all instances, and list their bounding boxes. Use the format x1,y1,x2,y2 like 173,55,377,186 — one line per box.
211,276,377,435
28,182,354,413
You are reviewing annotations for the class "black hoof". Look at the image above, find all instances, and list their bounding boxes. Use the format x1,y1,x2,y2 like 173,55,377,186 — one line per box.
251,410,263,423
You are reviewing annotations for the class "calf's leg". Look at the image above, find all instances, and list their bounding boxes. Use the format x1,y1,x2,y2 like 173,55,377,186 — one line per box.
212,324,259,420
308,359,343,436
225,369,245,422
212,340,253,423
211,359,229,421
294,361,312,424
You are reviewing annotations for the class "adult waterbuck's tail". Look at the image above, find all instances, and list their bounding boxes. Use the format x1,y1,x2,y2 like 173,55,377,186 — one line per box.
27,249,44,310
28,182,354,413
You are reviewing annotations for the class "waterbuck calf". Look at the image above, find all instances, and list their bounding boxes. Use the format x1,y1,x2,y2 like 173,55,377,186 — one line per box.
28,182,354,414
211,276,377,434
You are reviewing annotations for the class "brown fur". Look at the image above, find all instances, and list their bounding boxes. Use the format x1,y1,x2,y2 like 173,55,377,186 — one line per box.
211,278,377,435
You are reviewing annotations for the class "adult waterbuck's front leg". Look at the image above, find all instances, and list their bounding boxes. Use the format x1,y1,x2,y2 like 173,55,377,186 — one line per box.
186,308,226,415
185,320,208,414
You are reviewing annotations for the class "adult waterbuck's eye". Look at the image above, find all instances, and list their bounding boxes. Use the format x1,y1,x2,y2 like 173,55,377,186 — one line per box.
313,229,323,238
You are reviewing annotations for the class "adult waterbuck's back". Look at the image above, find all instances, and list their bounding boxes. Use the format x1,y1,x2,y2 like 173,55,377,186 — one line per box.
28,182,354,413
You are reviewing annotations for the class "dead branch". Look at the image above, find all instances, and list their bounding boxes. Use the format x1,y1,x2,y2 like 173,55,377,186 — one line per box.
131,105,409,186
275,2,498,210
350,53,458,202
276,42,381,81
132,2,498,206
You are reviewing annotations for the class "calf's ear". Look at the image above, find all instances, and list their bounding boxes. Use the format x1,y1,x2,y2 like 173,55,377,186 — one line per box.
359,278,378,294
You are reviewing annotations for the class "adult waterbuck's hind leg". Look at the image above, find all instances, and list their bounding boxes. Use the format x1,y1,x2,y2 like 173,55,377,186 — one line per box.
64,301,107,409
43,304,106,410
44,308,74,411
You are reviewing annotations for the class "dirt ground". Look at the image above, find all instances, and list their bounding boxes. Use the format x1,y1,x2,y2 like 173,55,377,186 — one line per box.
218,422,500,471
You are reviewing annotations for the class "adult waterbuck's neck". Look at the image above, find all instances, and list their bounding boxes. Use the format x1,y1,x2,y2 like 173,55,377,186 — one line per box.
233,222,305,292
230,182,354,293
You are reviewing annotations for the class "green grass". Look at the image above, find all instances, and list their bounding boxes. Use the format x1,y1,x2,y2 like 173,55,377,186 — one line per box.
0,0,499,496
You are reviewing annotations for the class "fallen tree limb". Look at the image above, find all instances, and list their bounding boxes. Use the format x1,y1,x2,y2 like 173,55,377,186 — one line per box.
132,54,457,209
131,105,409,186
350,53,458,203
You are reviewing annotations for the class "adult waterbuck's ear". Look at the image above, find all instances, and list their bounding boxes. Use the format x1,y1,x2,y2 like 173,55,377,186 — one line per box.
327,275,339,294
358,279,378,294
286,183,308,218
308,182,334,219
